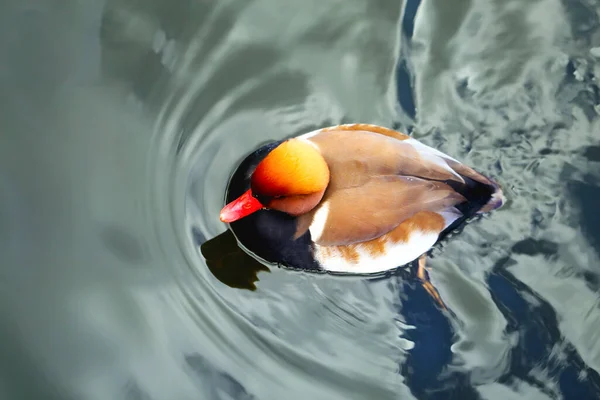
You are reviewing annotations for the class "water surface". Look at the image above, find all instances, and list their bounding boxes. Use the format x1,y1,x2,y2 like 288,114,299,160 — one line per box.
1,0,600,399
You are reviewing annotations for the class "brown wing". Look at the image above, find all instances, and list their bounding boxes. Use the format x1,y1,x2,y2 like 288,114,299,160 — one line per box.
295,127,473,246
307,129,464,191
299,175,464,246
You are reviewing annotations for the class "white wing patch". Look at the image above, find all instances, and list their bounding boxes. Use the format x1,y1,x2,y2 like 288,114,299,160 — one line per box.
308,202,330,242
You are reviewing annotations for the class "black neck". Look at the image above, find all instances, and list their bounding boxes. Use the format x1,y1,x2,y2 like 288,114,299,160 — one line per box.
225,140,319,270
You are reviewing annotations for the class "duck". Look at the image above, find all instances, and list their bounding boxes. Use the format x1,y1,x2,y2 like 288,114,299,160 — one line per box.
207,124,504,298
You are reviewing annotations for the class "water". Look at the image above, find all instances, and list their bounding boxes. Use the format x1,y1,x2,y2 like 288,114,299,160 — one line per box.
1,0,600,399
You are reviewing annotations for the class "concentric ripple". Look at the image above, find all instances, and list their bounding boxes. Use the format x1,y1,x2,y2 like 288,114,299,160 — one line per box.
3,0,600,399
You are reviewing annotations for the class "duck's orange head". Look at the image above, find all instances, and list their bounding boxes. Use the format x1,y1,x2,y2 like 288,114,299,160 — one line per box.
219,139,330,223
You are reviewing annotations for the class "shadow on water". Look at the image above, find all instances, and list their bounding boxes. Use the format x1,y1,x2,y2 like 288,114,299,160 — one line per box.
2,0,600,399
199,228,270,291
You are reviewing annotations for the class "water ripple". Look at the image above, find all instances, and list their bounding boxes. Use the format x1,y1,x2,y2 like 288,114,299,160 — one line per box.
2,0,600,399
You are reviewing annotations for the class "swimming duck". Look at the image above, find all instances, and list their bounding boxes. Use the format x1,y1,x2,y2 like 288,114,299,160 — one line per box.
203,124,504,299
217,123,503,276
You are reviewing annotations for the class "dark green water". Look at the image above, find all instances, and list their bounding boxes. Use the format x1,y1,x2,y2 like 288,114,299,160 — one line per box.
1,0,600,399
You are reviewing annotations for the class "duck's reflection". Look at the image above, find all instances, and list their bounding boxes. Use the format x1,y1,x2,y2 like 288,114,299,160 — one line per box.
200,229,270,291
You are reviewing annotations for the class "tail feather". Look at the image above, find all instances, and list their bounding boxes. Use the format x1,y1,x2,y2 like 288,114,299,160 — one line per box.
444,159,504,217
402,138,504,217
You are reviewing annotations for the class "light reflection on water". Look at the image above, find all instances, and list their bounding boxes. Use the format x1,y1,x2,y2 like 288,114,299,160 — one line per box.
1,0,600,399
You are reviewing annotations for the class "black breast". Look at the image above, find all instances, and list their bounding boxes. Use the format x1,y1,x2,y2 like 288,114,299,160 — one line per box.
225,141,320,270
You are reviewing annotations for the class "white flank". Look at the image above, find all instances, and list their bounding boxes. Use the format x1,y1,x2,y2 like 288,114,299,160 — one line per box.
315,231,440,274
308,202,330,242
